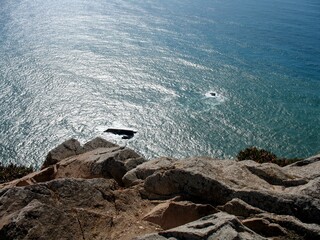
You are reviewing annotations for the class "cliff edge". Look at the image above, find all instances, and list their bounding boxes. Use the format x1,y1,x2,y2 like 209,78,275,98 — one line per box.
1,138,319,239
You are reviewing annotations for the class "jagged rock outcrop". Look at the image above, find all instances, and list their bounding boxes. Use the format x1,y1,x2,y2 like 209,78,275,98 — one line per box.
143,200,217,230
135,212,267,240
123,157,320,225
0,178,159,240
0,138,319,239
41,137,119,169
1,137,146,189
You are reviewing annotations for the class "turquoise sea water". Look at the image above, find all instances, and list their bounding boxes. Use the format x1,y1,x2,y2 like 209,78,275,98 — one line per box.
0,0,319,167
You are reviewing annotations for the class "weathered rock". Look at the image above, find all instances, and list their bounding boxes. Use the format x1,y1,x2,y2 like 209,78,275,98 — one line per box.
220,198,320,239
241,218,287,237
41,137,118,169
1,139,319,240
90,147,146,185
143,200,217,230
0,199,83,240
287,177,320,200
0,178,159,240
285,153,320,180
217,198,265,218
243,161,307,187
255,212,320,239
50,146,146,185
83,136,118,152
136,212,267,240
0,178,117,239
124,157,320,224
42,138,84,169
122,157,177,187
232,190,320,225
288,153,320,167
0,166,56,190
1,139,146,189
133,234,167,240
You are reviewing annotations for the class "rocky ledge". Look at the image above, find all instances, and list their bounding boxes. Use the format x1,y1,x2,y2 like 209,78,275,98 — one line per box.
0,137,319,240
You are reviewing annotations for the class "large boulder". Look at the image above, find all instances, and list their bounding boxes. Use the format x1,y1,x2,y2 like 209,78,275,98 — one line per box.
123,156,320,225
0,178,159,240
217,198,265,218
143,200,217,230
284,153,320,181
41,137,118,169
241,218,288,237
218,198,320,238
55,146,146,185
41,138,84,169
1,138,319,240
0,178,117,239
135,212,267,240
1,138,146,189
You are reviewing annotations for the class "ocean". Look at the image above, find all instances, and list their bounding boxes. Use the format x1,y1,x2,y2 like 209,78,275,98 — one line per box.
0,0,319,168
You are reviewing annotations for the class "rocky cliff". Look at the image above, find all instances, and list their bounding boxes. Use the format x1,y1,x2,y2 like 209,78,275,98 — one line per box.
0,137,319,239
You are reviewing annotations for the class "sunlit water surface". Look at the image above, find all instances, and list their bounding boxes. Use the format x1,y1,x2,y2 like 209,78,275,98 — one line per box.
0,0,319,167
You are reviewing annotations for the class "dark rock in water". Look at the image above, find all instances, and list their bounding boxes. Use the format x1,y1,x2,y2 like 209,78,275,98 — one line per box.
210,92,216,97
104,128,137,139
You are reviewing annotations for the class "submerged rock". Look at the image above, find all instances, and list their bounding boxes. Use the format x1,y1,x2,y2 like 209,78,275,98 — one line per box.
104,128,137,139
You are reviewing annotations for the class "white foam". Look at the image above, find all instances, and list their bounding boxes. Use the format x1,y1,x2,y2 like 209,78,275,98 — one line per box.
204,91,226,103
205,91,217,98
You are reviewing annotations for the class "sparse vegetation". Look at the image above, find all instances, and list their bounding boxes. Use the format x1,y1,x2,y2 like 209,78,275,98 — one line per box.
0,163,34,184
237,147,302,167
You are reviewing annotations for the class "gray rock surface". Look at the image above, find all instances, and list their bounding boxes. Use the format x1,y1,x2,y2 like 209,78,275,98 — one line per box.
136,212,267,240
83,136,119,151
255,212,320,239
284,153,320,180
0,178,117,239
2,138,146,188
124,157,320,225
143,200,217,230
217,198,265,218
0,178,159,240
41,137,118,169
42,138,84,169
241,217,288,237
91,147,146,184
1,138,319,240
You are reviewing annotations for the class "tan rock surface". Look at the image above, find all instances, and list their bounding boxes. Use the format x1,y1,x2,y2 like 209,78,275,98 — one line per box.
0,178,159,240
1,138,319,240
125,156,320,225
143,200,217,230
136,212,268,240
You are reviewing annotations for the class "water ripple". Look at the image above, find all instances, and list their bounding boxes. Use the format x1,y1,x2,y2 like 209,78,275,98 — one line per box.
0,0,319,167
